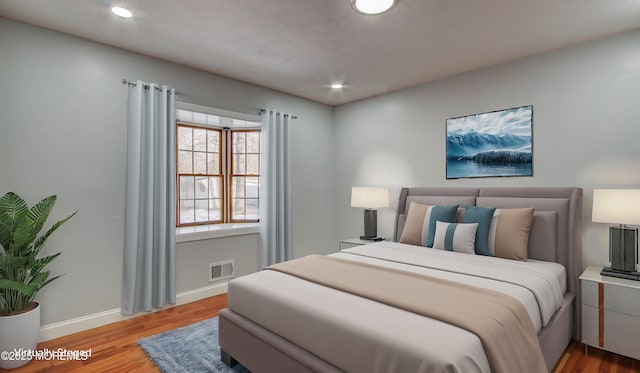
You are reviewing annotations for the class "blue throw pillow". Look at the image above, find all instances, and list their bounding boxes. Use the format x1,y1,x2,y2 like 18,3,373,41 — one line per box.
425,204,459,247
463,205,496,256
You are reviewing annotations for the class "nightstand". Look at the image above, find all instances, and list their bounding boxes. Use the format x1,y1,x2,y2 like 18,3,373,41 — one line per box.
580,265,640,360
339,237,383,250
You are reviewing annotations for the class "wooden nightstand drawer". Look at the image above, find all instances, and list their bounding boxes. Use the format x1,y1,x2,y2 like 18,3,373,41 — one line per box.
604,284,640,317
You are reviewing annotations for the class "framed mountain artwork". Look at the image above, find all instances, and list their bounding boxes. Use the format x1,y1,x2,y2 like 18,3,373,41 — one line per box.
446,105,533,179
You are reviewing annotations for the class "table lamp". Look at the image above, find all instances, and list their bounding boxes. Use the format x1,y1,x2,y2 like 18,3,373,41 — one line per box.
351,187,389,241
592,189,640,280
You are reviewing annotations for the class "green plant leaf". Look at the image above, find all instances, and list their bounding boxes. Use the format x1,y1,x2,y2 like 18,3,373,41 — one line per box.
32,211,77,257
0,192,28,252
27,195,56,239
3,254,30,270
11,215,36,254
0,278,35,296
36,274,61,292
27,271,49,288
0,214,12,251
30,253,61,275
0,193,29,221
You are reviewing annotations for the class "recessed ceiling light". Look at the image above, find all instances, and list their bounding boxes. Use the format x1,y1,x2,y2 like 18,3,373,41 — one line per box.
111,6,133,18
330,83,344,89
351,0,397,15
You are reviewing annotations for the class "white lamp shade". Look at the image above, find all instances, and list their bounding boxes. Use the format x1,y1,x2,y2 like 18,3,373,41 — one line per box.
351,187,389,209
592,189,640,225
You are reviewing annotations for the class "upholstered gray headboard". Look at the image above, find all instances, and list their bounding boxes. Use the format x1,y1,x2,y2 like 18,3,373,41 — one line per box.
393,187,583,336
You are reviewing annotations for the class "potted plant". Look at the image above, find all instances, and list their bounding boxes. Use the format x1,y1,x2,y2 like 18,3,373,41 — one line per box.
0,192,76,369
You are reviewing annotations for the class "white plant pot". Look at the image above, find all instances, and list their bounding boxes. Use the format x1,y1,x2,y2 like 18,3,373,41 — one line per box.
0,302,40,369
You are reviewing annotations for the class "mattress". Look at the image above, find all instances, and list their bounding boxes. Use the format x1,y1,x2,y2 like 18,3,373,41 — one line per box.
227,241,566,373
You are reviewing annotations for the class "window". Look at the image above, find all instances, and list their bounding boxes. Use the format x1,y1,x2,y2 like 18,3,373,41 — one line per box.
176,108,260,226
230,131,261,221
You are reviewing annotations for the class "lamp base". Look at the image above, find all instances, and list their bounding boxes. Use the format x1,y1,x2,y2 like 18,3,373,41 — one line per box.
363,209,378,239
360,236,384,241
601,267,640,281
609,226,638,272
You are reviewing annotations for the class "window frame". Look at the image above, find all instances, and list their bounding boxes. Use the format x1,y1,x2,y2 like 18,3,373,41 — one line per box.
227,129,261,223
176,121,260,227
176,123,224,227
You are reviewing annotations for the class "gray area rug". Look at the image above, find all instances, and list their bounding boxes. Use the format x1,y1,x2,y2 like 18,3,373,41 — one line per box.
138,316,250,373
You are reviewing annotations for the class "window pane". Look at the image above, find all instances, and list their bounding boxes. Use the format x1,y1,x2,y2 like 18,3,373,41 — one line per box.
234,154,246,174
246,199,259,220
246,177,259,198
232,199,245,220
246,132,260,153
232,177,245,198
207,131,220,153
207,153,219,174
246,154,259,175
194,152,207,174
178,150,193,174
233,132,245,153
193,128,206,151
195,176,208,199
178,126,192,150
209,177,222,198
208,199,221,221
179,199,195,224
179,176,195,199
195,200,208,222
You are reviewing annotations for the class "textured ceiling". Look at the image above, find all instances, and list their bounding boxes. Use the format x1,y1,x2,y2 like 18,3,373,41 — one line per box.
1,0,639,105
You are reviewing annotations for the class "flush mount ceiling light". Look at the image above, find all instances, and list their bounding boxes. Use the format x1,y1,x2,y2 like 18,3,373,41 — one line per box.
111,6,133,18
350,0,397,15
330,83,345,89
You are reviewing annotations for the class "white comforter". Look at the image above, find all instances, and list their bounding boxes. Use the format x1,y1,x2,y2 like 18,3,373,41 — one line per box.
339,242,565,330
228,241,565,373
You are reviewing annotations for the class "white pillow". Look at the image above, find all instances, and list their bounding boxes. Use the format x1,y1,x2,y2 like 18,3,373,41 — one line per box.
432,221,478,254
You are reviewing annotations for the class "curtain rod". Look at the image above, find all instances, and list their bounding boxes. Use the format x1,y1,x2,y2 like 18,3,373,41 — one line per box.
122,78,180,95
123,79,297,119
260,109,298,120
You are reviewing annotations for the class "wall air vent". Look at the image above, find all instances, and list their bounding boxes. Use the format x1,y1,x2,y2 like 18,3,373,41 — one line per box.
209,260,234,282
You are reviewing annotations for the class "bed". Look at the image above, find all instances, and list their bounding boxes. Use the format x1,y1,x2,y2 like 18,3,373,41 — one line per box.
219,187,583,372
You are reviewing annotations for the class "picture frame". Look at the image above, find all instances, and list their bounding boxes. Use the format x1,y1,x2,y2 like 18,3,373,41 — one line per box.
446,105,533,179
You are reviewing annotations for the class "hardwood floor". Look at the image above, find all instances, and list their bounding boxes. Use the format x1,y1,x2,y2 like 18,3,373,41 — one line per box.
2,293,638,372
554,342,640,373
1,294,227,373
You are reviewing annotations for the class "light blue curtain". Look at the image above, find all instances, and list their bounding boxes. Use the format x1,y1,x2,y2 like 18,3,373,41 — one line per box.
122,80,176,315
259,109,292,268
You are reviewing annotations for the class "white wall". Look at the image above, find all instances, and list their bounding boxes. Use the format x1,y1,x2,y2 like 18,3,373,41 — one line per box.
334,28,640,268
0,17,336,326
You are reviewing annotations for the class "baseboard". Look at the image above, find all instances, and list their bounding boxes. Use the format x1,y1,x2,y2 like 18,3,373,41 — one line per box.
38,281,228,342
